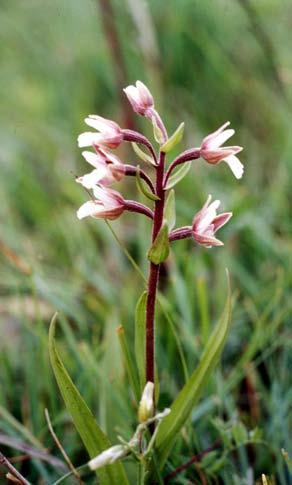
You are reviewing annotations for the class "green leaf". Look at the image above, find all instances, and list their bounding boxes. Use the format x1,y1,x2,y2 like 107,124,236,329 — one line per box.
147,222,170,265
164,190,176,231
165,161,192,190
132,142,156,166
136,166,160,201
135,291,147,391
196,277,210,345
154,272,232,467
49,313,128,485
152,116,165,144
117,325,140,402
232,422,248,446
161,122,184,153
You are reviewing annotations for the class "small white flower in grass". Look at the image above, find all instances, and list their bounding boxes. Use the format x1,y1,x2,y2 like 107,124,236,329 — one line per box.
88,445,127,471
200,121,244,179
138,381,154,423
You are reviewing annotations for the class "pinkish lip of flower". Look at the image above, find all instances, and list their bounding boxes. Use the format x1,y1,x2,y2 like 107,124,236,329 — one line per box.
192,231,224,247
200,146,242,164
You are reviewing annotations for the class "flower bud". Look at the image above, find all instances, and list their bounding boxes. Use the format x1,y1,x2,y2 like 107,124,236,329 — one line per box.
138,381,154,423
123,81,154,116
88,445,127,471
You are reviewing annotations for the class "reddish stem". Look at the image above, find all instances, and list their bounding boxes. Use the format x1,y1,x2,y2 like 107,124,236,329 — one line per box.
145,152,166,386
122,129,158,164
124,165,155,193
169,226,192,242
0,451,31,485
125,200,154,220
164,148,200,188
163,440,221,483
149,109,168,143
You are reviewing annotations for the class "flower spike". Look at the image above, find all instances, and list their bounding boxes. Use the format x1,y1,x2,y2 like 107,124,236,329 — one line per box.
200,122,244,179
192,195,232,247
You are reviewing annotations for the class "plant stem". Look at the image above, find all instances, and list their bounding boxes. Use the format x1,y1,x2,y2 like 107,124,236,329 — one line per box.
145,151,165,386
169,226,192,242
125,201,154,220
163,440,221,483
0,451,31,485
164,148,200,187
124,165,155,193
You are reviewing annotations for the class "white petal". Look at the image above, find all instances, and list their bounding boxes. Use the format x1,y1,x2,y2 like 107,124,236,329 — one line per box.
88,445,126,471
82,151,105,168
136,80,153,105
197,200,220,233
77,168,109,189
85,116,110,132
140,382,154,413
123,85,140,103
77,201,100,219
93,186,115,206
78,132,102,147
224,155,244,179
202,121,230,145
208,129,235,149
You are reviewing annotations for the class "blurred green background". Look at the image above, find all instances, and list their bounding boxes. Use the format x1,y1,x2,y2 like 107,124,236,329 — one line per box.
0,0,291,483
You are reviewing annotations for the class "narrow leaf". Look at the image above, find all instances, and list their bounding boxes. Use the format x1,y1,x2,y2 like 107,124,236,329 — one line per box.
155,273,232,467
147,222,170,265
161,122,184,153
196,277,210,345
165,161,192,190
49,313,128,485
136,166,160,201
117,325,140,402
132,142,156,166
135,292,147,391
164,190,176,231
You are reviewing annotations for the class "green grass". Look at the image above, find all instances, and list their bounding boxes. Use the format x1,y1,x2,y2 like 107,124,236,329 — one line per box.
0,0,291,483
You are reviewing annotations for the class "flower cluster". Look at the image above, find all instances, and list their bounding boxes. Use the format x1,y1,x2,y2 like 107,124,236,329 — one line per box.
76,80,243,248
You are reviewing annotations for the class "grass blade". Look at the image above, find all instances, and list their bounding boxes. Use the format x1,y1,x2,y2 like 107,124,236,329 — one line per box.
154,272,232,467
49,313,128,485
117,325,140,402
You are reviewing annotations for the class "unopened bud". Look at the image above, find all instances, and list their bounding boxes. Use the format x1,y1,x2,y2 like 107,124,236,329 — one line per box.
88,445,127,471
138,381,154,423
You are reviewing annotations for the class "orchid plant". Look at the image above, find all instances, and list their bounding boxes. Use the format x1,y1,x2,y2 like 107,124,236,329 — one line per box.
49,80,243,484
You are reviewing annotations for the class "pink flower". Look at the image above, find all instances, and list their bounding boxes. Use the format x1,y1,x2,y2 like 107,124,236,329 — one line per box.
77,186,125,221
77,115,123,149
123,81,154,116
200,122,244,179
192,195,232,247
76,149,125,189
